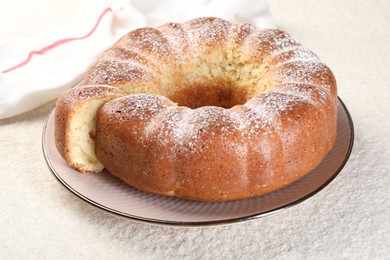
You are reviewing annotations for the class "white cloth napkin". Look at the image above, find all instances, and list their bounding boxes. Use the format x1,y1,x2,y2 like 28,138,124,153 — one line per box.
0,0,275,119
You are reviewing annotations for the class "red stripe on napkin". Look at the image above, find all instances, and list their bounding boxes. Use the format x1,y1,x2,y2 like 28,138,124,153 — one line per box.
2,7,113,74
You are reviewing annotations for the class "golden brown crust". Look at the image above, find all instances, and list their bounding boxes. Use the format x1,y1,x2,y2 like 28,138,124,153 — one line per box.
55,17,338,201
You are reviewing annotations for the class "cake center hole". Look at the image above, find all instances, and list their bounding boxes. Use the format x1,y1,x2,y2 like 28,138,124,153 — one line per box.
168,81,248,109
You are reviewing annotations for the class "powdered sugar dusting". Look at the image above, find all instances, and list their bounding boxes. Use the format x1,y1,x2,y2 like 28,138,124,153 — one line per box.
271,83,332,106
157,23,190,64
244,29,300,57
242,92,307,133
230,23,257,44
183,17,230,57
64,85,111,100
61,85,123,106
189,106,238,139
145,107,195,151
119,28,173,63
86,60,153,84
106,94,173,122
143,105,244,155
99,48,158,73
270,60,334,87
264,46,319,65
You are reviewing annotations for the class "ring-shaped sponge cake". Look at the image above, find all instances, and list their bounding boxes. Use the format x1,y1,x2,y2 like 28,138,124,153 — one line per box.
55,17,337,201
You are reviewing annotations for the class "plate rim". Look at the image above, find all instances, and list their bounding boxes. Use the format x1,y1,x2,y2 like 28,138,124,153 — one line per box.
42,97,354,227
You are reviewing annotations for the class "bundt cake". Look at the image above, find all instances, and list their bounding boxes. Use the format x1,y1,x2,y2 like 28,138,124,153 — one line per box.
55,17,337,201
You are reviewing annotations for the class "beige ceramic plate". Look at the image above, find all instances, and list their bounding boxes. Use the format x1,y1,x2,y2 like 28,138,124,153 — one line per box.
43,98,353,226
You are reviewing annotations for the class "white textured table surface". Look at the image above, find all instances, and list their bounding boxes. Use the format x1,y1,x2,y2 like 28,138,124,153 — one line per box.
1,0,389,259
